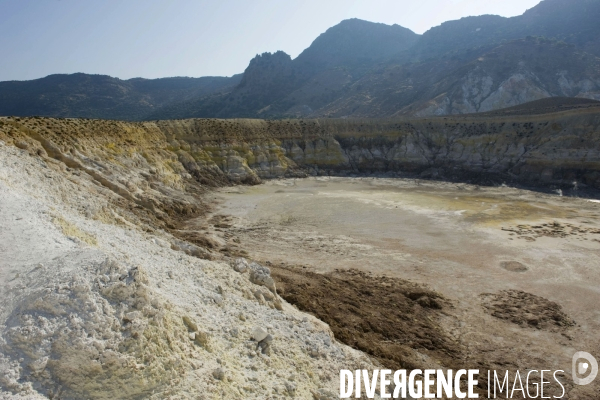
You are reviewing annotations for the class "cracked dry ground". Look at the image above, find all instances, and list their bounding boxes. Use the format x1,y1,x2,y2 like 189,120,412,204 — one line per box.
191,177,600,399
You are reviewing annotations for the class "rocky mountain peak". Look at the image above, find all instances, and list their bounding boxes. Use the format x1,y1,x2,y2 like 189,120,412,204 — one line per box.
294,18,418,73
238,51,294,89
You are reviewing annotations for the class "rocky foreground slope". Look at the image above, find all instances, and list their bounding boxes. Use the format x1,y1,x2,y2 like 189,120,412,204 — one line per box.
0,120,379,399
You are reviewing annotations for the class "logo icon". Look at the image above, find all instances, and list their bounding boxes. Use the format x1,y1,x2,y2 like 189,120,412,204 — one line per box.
572,351,598,385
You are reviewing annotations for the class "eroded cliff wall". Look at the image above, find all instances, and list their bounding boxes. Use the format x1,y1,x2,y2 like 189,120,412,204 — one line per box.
154,111,600,192
1,108,599,196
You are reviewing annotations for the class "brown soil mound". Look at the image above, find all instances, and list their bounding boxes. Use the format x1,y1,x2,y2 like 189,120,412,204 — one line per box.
270,265,460,370
480,290,575,331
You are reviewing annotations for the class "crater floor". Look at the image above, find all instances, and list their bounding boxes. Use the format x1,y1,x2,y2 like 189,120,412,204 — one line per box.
209,177,600,397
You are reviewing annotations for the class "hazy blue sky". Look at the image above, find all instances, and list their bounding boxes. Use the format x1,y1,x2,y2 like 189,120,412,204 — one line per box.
0,0,542,81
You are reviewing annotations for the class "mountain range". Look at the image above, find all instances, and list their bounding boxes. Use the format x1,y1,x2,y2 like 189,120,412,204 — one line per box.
1,0,600,120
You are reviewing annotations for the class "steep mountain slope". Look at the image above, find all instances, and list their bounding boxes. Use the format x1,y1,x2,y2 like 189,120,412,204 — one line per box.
311,38,600,118
152,0,600,120
0,73,241,121
404,38,600,116
408,0,600,61
293,18,418,75
408,14,518,62
148,19,420,120
520,0,600,55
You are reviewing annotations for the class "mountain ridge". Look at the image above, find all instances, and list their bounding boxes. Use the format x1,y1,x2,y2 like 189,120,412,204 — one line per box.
0,73,242,120
2,0,600,120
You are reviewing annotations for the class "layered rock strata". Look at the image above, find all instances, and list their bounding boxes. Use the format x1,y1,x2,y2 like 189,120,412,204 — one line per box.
2,108,600,197
155,110,600,192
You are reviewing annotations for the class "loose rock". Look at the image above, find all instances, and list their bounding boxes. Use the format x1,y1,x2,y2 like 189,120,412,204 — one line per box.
212,368,225,381
249,262,277,293
252,326,269,342
232,257,249,273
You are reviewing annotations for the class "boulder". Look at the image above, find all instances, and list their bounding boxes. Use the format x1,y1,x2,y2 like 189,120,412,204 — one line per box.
249,262,276,293
252,326,268,342
232,258,249,273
